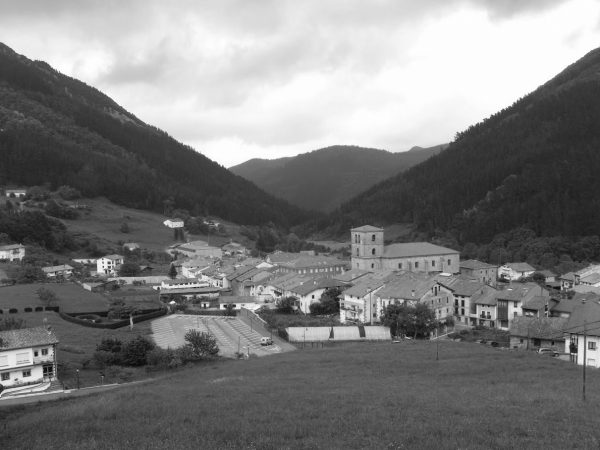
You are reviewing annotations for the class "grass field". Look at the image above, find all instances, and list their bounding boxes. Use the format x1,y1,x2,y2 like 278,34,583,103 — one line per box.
2,340,600,449
4,311,153,388
0,282,108,313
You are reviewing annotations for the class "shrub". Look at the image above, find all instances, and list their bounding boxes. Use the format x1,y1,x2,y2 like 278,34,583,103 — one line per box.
146,347,182,369
122,336,155,366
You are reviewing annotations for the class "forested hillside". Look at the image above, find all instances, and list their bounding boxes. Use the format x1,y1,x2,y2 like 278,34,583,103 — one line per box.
0,43,311,227
230,145,444,212
297,47,600,270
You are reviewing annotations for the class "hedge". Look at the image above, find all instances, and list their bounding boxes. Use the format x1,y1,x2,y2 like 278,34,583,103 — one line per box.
58,308,167,329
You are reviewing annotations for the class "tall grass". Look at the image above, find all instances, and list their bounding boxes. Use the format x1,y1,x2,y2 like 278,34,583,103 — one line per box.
2,341,600,449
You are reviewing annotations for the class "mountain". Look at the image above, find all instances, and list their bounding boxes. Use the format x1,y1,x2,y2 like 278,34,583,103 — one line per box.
0,43,312,227
230,145,445,212
304,47,600,247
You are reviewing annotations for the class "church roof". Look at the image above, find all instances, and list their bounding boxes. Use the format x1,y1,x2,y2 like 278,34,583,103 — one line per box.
382,242,458,258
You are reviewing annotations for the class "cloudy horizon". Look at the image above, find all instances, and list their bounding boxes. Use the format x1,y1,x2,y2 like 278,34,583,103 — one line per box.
2,1,600,167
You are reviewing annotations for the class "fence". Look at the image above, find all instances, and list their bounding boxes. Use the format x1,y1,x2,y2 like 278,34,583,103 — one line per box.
286,326,391,343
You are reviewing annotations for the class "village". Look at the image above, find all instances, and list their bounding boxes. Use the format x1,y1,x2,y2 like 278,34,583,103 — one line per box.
2,212,600,400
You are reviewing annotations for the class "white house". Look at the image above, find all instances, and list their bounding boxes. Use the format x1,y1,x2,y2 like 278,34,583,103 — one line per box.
0,244,25,262
97,254,124,276
163,218,184,228
42,264,74,279
4,188,27,198
565,298,600,368
0,327,59,389
498,262,535,281
159,278,209,291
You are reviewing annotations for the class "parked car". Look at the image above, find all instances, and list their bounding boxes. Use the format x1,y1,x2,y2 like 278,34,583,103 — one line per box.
537,347,559,357
260,337,273,346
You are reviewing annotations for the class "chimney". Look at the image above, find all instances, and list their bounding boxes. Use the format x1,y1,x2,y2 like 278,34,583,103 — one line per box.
411,289,415,297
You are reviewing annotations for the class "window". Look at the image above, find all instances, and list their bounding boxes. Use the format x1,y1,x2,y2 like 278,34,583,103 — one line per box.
16,352,30,365
356,248,359,256
415,262,419,269
589,342,597,351
371,248,376,255
22,369,31,378
0,355,7,367
431,260,435,267
1,372,9,381
398,263,402,269
461,300,464,307
371,263,375,269
371,234,376,242
34,351,39,357
447,259,451,266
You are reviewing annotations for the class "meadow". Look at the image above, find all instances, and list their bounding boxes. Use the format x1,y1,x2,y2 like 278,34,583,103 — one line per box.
2,340,600,449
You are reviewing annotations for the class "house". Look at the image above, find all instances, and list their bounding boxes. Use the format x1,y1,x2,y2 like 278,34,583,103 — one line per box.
459,259,497,285
228,266,274,297
436,274,490,326
375,272,454,324
559,272,577,290
350,225,460,273
509,316,568,351
72,258,97,266
163,218,184,228
42,264,74,279
495,282,549,330
0,327,59,389
222,242,248,257
181,257,214,278
579,272,600,287
159,278,209,291
287,278,346,314
0,244,25,262
267,251,348,278
122,243,140,252
339,271,397,324
96,254,124,276
4,188,27,198
498,262,535,281
471,286,499,327
564,298,600,367
537,270,557,283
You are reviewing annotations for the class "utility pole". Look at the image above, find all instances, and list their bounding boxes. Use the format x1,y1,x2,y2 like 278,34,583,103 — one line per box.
583,320,587,402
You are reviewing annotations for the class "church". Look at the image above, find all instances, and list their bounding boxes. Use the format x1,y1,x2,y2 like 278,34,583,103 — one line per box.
350,225,460,274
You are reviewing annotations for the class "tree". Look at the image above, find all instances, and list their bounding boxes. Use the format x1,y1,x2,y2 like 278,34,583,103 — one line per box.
118,261,140,277
276,296,297,314
120,222,130,233
168,264,178,279
184,329,219,359
36,287,57,306
381,303,438,338
0,317,26,331
122,336,155,366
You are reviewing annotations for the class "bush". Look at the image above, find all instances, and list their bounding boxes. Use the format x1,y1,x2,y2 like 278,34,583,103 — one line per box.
122,336,155,366
147,347,182,369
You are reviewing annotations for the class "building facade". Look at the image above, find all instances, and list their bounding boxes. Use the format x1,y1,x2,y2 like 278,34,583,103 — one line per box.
350,225,459,273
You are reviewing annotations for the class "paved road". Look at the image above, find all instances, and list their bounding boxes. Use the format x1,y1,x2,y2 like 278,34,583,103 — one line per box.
150,315,287,357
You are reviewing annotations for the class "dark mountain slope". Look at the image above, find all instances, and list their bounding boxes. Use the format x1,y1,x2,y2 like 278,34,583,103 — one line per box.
313,47,600,244
230,144,444,211
0,43,312,227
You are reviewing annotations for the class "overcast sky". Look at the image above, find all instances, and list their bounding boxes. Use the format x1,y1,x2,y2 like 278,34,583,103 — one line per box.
2,1,600,167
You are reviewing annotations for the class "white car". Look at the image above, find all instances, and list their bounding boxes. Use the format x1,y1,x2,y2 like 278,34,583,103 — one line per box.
537,347,559,357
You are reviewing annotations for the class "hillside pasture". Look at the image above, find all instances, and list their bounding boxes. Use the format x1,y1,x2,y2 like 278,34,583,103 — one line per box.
0,282,108,313
2,340,600,449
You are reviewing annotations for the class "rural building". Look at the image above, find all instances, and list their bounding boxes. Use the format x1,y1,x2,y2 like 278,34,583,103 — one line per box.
559,272,577,290
222,242,248,256
287,278,346,314
0,244,25,262
4,188,27,198
169,240,222,259
163,218,184,228
350,225,459,273
459,259,497,285
42,264,74,279
498,262,535,281
339,271,396,324
495,283,549,330
0,327,59,389
159,278,209,291
97,254,124,276
509,316,567,351
471,286,500,327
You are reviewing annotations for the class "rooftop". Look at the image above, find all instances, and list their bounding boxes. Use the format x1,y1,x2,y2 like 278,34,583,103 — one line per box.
0,327,59,351
351,225,384,232
459,259,497,270
383,242,459,258
503,262,535,273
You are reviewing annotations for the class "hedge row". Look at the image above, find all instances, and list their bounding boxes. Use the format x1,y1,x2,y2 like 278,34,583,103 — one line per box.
58,308,167,329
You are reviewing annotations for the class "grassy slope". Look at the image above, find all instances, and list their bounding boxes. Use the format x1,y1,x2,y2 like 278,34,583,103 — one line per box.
0,283,108,313
2,340,599,449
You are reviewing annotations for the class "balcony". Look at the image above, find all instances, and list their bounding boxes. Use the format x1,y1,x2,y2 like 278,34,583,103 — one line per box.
33,356,54,364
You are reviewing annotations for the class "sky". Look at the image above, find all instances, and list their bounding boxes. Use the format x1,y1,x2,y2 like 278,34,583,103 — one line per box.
2,1,600,168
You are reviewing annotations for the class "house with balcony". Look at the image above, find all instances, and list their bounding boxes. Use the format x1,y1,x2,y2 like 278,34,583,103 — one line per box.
495,283,550,330
564,297,600,367
97,254,124,276
0,244,25,262
436,275,490,326
0,327,59,390
339,271,397,324
471,286,500,327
